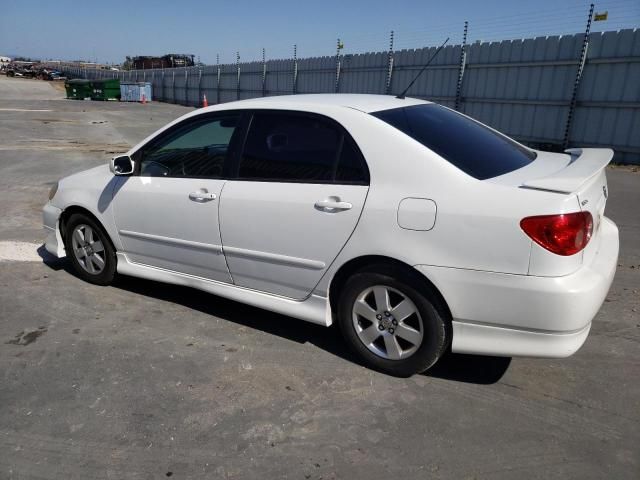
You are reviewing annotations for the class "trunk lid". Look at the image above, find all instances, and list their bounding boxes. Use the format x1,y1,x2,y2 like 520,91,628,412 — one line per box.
521,148,612,196
522,148,611,246
489,148,613,275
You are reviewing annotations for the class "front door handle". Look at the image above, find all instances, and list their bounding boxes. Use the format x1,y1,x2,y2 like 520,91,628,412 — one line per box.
189,190,217,202
314,196,353,212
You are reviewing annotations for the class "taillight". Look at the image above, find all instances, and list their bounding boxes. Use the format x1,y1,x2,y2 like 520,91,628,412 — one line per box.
520,212,593,256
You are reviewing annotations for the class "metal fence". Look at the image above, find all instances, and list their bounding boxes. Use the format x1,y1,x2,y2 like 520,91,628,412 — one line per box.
64,28,640,164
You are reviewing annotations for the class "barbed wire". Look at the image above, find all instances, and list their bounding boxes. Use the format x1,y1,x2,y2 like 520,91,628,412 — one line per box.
127,0,639,65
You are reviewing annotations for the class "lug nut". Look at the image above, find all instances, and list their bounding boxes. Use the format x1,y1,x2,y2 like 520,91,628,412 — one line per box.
376,314,382,320
384,311,391,317
388,328,395,334
392,319,398,326
378,324,385,331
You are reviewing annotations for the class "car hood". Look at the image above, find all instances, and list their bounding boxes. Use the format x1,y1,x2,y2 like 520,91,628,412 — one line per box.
59,163,113,189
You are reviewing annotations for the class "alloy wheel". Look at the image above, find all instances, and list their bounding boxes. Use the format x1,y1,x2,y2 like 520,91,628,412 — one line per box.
71,224,106,275
352,285,424,360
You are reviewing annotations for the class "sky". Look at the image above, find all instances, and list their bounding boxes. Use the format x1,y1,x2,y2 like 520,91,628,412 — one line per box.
1,0,638,65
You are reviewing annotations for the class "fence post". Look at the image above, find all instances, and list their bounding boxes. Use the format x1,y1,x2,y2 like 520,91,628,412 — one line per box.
172,70,176,104
335,38,342,93
216,54,221,104
236,52,241,101
563,3,594,149
293,44,298,94
454,21,468,111
385,30,394,94
161,70,165,102
198,68,202,106
184,69,189,105
262,48,267,97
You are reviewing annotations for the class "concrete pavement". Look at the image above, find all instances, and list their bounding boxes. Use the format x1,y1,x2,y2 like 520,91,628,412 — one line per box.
0,75,638,479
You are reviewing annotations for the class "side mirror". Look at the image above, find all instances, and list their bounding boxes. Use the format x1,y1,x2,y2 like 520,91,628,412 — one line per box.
110,155,135,176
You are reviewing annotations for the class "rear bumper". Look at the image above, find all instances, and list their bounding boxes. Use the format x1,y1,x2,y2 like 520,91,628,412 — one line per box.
43,203,65,258
415,217,619,358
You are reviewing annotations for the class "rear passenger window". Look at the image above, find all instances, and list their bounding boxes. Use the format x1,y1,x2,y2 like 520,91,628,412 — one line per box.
336,138,368,183
238,112,368,184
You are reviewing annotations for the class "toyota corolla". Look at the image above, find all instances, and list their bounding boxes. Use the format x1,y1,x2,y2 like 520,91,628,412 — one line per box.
43,94,619,376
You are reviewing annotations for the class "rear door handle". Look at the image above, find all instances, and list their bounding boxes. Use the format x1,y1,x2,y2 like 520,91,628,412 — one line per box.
314,197,353,212
189,190,217,202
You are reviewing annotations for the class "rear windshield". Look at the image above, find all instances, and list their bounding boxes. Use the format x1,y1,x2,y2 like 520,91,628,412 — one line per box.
372,104,536,180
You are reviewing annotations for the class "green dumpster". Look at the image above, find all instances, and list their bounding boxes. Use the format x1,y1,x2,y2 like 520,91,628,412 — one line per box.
90,79,121,101
65,79,92,100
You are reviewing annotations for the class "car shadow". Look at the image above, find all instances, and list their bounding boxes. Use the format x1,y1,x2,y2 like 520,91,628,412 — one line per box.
37,244,66,270
426,352,511,385
40,252,511,384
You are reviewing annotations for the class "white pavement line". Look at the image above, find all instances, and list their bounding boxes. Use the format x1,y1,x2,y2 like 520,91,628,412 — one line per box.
0,241,44,262
0,108,53,112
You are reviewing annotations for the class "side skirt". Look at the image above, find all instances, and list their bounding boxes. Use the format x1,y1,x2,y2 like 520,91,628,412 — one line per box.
115,252,332,326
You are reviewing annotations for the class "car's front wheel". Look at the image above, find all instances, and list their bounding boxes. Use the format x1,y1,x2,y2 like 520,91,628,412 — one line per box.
337,267,449,377
64,213,117,286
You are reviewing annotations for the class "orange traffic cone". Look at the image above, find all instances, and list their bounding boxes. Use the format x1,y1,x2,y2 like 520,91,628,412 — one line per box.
202,94,208,108
141,93,147,105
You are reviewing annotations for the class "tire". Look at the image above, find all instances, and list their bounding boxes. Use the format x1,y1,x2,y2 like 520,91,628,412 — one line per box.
64,213,117,286
337,265,449,377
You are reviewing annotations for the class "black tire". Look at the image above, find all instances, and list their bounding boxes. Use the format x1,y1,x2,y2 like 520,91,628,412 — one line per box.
337,265,449,377
64,213,117,286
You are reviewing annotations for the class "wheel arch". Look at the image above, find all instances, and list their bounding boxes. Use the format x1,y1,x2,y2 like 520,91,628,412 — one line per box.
328,255,453,324
59,205,117,252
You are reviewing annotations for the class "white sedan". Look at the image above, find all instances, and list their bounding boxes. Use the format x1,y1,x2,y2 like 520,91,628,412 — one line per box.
43,94,619,376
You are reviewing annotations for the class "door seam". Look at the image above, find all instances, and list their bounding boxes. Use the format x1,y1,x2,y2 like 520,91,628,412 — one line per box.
218,180,235,284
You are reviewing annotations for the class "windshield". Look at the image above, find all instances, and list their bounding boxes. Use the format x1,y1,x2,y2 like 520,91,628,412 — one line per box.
372,104,536,180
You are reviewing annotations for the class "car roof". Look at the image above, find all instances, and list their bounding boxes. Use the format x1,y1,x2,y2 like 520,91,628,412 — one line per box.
203,94,429,114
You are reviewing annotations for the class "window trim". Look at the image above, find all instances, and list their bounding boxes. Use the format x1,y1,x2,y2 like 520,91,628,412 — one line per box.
229,109,370,186
131,110,249,180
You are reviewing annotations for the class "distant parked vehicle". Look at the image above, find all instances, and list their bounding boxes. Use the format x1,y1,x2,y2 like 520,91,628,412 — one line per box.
37,68,66,81
6,62,36,78
43,94,619,376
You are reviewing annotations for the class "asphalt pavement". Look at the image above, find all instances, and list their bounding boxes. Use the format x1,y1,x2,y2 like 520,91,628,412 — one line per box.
0,75,638,479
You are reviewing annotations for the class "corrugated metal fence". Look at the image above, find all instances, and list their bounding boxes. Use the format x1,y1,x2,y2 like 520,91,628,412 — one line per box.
65,29,640,164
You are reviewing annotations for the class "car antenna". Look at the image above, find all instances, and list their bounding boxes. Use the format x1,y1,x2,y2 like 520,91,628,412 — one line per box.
396,37,450,100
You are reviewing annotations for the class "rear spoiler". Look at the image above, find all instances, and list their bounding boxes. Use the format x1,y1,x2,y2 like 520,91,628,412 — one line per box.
521,148,614,194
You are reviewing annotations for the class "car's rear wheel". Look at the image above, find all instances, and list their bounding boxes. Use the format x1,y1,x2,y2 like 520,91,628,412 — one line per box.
337,267,449,377
64,213,116,286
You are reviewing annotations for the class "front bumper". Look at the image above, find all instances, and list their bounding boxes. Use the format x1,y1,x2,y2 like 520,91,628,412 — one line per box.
43,203,65,258
415,217,619,358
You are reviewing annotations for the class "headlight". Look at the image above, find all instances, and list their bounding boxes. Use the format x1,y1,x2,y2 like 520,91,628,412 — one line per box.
48,182,59,201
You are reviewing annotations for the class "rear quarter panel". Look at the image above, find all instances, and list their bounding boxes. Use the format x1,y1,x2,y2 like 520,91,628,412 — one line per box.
312,111,582,297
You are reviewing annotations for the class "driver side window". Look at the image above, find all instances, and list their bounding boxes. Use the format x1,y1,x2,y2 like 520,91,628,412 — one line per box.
139,114,240,178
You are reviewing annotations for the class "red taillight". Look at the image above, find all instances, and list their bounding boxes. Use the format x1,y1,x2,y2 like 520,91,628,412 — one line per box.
520,212,593,256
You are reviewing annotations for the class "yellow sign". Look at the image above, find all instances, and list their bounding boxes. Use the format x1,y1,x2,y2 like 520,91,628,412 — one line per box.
594,11,608,21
